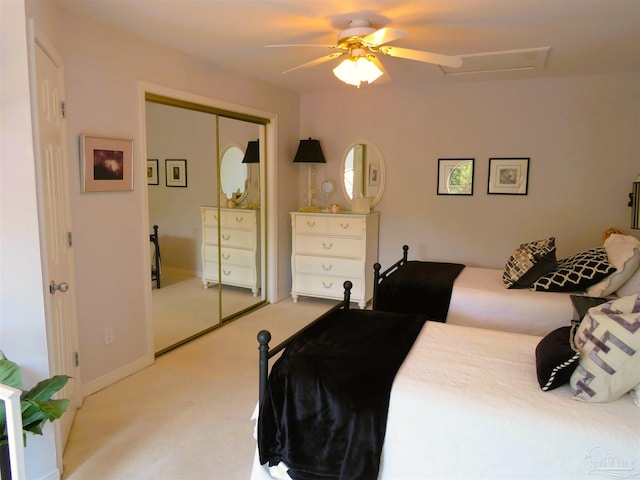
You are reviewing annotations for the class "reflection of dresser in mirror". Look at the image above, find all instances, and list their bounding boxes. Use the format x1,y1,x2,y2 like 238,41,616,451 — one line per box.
200,206,260,296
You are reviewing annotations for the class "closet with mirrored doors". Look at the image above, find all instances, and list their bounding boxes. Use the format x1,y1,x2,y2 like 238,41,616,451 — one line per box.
145,94,267,354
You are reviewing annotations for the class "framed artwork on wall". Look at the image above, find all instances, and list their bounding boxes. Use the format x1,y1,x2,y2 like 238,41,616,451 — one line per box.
437,158,474,195
147,159,159,185
80,135,133,192
165,159,187,187
488,158,529,195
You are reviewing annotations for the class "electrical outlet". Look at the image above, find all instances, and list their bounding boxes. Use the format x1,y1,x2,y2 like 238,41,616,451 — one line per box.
104,327,114,345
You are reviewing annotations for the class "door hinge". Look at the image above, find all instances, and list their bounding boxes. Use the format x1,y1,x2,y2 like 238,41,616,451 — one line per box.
74,351,80,367
60,101,66,119
67,231,73,247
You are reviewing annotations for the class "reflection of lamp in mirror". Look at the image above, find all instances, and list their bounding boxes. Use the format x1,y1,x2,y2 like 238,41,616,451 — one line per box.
293,138,326,210
242,140,260,207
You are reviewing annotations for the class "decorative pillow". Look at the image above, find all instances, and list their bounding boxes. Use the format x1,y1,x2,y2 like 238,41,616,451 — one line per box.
570,293,640,402
587,234,640,297
531,247,616,292
503,237,557,289
535,325,580,391
617,262,640,297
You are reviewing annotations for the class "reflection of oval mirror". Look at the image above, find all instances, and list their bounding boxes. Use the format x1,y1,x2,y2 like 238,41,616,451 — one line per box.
342,143,385,207
220,145,248,203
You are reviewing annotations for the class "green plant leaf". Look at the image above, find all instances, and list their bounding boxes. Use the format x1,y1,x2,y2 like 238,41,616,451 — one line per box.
21,375,69,403
0,351,23,390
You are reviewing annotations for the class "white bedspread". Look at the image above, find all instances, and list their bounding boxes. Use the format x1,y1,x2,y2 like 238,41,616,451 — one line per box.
381,322,639,479
252,321,639,480
447,267,577,336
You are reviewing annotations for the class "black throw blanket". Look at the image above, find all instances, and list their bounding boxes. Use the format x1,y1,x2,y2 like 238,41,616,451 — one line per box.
375,261,465,321
258,309,428,480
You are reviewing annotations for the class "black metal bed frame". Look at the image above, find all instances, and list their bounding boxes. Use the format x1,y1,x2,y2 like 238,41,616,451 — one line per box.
150,224,161,289
257,280,353,404
372,244,409,310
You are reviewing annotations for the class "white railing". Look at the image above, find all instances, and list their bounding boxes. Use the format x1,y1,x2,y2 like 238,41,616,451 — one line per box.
0,383,25,479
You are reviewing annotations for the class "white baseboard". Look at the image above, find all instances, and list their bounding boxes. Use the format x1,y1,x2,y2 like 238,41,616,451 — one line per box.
81,353,154,398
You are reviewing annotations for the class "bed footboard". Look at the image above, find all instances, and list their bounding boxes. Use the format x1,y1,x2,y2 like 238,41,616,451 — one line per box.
372,245,409,310
257,280,353,404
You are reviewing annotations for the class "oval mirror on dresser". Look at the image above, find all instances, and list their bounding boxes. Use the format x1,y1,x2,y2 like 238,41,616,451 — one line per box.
220,144,248,203
341,142,385,208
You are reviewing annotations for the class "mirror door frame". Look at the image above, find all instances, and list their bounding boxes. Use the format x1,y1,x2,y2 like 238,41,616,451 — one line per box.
138,81,278,354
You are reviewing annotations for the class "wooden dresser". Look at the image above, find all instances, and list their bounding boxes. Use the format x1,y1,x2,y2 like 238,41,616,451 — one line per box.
290,211,380,308
200,206,260,296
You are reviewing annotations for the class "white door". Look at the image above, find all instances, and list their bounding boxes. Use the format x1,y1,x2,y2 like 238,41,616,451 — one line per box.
29,25,82,453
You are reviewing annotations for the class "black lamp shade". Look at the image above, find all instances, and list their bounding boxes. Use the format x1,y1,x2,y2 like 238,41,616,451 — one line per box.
632,176,640,229
242,140,259,164
293,138,326,164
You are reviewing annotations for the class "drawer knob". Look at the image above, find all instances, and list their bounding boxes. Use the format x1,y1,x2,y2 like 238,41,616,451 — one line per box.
306,220,316,227
222,253,230,260
322,281,333,289
222,234,231,241
235,216,244,223
223,269,231,276
322,242,333,250
322,264,332,271
340,222,350,229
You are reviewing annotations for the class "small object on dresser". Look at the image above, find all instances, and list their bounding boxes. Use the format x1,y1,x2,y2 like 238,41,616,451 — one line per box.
227,199,236,208
330,203,340,213
351,196,370,213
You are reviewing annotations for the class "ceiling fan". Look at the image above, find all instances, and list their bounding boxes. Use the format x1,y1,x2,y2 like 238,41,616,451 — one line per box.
266,19,463,87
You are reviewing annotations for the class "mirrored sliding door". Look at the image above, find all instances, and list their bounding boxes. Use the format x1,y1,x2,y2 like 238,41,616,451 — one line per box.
145,96,267,354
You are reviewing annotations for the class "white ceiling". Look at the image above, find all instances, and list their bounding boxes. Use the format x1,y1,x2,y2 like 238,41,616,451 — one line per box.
58,0,640,94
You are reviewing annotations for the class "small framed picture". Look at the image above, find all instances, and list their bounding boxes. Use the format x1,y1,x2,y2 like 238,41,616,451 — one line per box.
165,159,187,187
147,159,159,185
437,158,474,195
80,135,133,192
488,158,529,195
368,164,379,186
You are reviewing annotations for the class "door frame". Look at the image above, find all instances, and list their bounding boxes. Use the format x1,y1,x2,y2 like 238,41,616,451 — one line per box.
137,81,279,352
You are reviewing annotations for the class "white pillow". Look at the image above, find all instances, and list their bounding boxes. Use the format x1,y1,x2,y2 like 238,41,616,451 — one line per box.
570,293,640,402
586,234,640,297
618,266,640,297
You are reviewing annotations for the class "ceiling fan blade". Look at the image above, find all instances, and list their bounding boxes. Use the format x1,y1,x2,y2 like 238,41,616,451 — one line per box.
361,27,409,47
379,46,463,68
283,52,345,74
265,44,342,49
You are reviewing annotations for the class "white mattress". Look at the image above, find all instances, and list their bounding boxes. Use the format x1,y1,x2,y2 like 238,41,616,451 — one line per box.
380,322,639,479
447,267,577,336
252,321,639,480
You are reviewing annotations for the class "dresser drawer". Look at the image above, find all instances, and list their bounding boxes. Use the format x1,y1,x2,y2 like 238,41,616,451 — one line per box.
204,227,255,249
326,216,365,237
204,245,255,267
202,208,256,230
293,274,363,298
295,236,362,258
222,210,256,229
295,255,362,278
295,215,365,238
204,261,255,286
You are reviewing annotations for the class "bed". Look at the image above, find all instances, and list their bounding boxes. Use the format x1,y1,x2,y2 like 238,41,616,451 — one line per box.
372,240,636,336
251,283,640,480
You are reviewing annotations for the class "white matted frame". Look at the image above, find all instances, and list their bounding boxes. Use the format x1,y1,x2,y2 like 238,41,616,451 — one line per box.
488,157,530,195
437,158,474,195
165,159,187,187
80,135,133,192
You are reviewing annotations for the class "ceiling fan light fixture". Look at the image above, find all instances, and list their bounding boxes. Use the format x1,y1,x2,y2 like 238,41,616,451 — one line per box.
333,54,383,87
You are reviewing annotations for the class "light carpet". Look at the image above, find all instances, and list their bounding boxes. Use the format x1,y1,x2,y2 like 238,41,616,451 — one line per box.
62,295,338,480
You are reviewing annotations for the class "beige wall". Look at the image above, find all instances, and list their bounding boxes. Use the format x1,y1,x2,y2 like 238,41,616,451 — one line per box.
25,0,301,393
300,72,640,269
